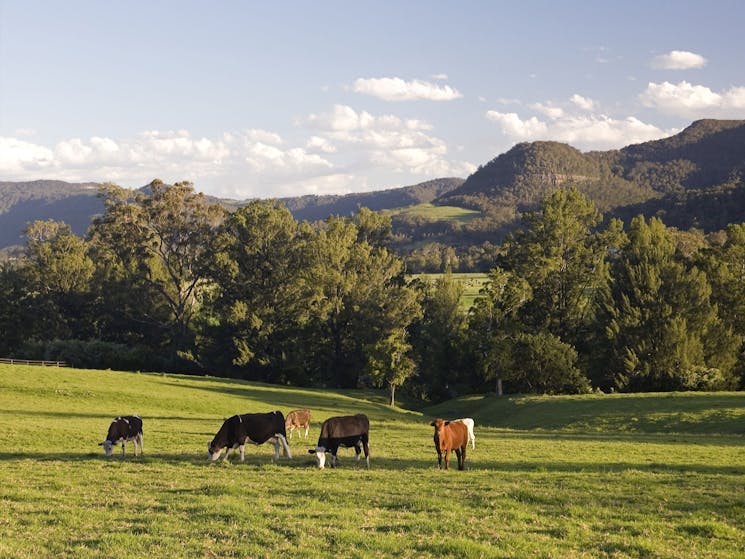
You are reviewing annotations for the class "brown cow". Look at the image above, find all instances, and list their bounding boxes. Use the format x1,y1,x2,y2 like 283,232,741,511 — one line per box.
285,409,311,440
430,418,468,470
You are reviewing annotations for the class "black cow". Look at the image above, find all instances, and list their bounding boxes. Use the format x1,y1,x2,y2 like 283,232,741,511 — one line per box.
99,415,143,457
308,414,370,469
208,411,292,462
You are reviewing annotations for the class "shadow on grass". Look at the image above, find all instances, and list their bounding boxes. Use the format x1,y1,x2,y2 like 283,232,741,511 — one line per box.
1,408,216,422
426,392,745,435
0,452,742,476
151,376,416,419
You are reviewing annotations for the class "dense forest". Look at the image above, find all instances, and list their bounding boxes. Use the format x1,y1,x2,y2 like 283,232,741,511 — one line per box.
2,180,744,403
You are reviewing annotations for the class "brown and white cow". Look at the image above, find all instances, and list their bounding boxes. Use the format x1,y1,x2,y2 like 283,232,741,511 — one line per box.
308,414,369,469
208,411,292,462
453,417,475,449
285,409,311,439
430,418,468,470
99,415,143,458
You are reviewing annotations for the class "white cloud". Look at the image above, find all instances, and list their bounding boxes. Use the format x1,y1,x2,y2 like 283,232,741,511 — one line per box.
0,108,475,199
431,73,449,80
485,110,673,150
306,136,337,154
352,77,462,101
0,137,55,173
570,94,595,111
651,50,707,70
640,81,745,117
308,105,474,177
530,102,564,120
485,111,548,139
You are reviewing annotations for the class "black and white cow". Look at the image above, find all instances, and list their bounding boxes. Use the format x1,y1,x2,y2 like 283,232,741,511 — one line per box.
99,415,143,458
308,414,370,469
208,411,292,462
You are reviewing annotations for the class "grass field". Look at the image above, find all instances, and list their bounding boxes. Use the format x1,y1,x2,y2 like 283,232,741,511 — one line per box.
1,364,744,558
390,203,482,223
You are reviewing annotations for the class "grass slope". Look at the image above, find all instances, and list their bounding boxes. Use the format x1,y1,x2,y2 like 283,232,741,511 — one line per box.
1,365,744,558
390,202,482,223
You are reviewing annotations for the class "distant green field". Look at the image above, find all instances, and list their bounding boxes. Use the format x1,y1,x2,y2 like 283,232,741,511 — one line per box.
417,272,489,311
1,364,744,558
390,203,481,223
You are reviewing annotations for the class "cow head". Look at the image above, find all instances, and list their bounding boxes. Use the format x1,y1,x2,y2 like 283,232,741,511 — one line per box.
308,446,327,469
207,441,223,461
430,418,446,430
99,440,115,457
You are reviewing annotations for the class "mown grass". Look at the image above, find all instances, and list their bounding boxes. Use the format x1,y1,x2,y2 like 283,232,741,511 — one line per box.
1,364,744,558
390,203,482,224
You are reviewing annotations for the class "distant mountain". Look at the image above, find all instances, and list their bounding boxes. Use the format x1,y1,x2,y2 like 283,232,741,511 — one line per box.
277,177,464,221
2,119,744,253
438,119,745,231
0,180,104,249
0,177,464,251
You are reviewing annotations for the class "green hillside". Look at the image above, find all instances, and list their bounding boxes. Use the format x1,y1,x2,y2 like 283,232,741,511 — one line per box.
1,364,743,558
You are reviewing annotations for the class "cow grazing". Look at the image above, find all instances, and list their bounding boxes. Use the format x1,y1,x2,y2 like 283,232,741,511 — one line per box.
285,409,311,440
208,411,292,462
430,418,468,470
453,417,475,449
308,414,369,469
99,415,143,458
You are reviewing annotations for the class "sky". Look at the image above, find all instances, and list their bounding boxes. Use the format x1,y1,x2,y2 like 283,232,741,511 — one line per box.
1,1,744,200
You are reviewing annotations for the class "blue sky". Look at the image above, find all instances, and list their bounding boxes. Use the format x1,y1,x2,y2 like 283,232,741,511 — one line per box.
1,1,744,199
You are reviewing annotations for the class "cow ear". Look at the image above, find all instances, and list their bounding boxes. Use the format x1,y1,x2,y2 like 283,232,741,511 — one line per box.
98,442,104,446
429,420,436,426
308,449,316,454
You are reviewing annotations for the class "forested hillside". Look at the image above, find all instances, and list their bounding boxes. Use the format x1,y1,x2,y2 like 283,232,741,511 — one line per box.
0,180,103,248
2,182,744,402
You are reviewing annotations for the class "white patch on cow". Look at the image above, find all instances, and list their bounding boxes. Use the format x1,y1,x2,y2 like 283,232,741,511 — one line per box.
101,440,114,457
311,446,327,469
454,418,476,449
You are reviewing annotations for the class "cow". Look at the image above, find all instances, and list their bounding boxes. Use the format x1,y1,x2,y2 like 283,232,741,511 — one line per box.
208,411,292,462
308,414,370,469
453,417,475,449
99,415,143,458
285,409,311,440
430,418,468,470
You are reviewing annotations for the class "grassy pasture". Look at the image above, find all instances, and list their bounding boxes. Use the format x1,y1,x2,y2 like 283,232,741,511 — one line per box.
389,203,482,223
1,365,744,558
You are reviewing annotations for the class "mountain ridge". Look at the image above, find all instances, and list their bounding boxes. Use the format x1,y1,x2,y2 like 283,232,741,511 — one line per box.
2,119,744,253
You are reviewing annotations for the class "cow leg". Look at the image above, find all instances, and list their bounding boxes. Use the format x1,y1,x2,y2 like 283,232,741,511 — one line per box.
330,452,337,468
444,449,450,470
303,424,309,439
222,448,230,462
272,439,280,461
460,445,467,470
288,427,293,440
138,433,144,456
121,440,126,458
239,444,246,461
276,434,291,459
363,441,370,469
354,444,361,464
436,449,442,469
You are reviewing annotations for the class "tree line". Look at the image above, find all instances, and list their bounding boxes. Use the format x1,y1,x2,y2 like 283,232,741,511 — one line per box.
1,181,743,404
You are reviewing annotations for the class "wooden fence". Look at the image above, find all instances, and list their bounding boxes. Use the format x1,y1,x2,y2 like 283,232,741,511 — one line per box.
0,358,69,367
